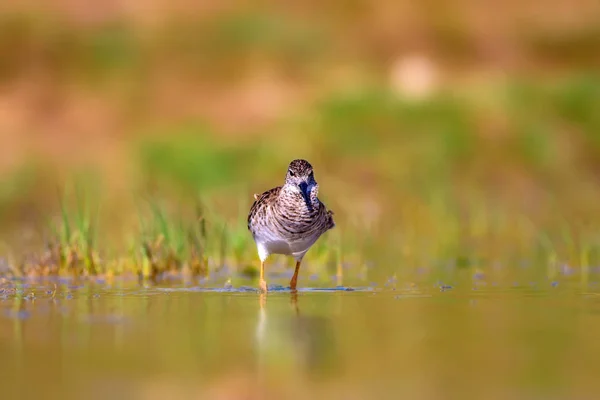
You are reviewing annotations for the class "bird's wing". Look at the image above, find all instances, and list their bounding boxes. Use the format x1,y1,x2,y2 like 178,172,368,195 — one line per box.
247,186,282,231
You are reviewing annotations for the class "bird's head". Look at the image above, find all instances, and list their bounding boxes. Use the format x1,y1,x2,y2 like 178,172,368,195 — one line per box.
284,159,318,206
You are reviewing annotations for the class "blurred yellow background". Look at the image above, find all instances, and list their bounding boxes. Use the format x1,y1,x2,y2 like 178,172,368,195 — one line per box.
2,4,600,399
0,0,599,279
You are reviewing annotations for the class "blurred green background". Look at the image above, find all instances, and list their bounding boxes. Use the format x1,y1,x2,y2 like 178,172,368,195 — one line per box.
2,3,600,400
0,0,599,283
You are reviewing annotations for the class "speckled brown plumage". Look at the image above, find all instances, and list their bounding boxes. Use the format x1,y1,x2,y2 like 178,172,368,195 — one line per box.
248,159,335,292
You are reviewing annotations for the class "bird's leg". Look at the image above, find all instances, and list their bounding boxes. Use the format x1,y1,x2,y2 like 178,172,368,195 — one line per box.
290,260,302,291
259,261,268,293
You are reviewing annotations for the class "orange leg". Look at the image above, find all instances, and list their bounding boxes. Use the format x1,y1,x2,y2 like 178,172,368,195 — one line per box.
290,260,302,291
259,261,268,293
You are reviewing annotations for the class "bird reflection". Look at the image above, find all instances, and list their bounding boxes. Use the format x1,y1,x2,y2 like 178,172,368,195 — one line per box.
255,291,336,381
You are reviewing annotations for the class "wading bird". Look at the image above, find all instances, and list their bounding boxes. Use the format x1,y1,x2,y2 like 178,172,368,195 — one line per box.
248,159,335,292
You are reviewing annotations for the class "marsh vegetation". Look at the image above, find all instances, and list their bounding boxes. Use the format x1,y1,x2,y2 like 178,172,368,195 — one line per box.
1,1,600,398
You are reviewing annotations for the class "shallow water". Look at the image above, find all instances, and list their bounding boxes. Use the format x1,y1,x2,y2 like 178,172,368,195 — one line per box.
1,277,600,400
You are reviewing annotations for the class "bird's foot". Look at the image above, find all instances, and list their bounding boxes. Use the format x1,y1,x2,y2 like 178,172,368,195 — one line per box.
259,279,268,293
289,277,298,292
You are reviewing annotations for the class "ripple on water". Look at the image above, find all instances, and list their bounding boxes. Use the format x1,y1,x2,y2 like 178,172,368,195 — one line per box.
148,285,374,294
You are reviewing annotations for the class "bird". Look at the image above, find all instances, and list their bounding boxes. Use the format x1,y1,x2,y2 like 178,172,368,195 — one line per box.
248,159,335,292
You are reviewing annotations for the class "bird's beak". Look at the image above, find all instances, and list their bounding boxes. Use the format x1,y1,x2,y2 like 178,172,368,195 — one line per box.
298,181,311,206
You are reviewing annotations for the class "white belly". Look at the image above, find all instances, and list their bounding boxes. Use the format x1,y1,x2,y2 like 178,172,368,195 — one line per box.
254,234,320,262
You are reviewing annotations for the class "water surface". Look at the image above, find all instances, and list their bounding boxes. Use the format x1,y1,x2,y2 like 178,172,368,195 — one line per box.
1,277,599,400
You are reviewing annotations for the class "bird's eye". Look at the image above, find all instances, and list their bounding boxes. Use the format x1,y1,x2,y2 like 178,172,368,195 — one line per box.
288,170,296,177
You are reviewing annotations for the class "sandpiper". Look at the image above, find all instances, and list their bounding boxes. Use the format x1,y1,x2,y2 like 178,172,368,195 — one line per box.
248,159,335,292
